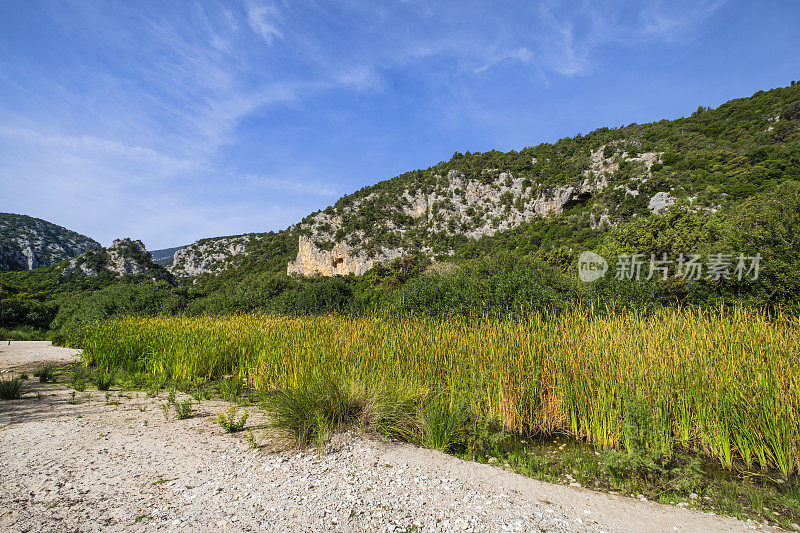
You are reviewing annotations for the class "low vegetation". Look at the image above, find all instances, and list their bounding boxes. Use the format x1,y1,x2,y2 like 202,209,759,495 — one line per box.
33,363,57,383
217,406,248,433
70,309,800,477
0,377,23,400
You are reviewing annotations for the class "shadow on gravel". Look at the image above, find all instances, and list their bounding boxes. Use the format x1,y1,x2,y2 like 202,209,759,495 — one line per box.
0,382,103,426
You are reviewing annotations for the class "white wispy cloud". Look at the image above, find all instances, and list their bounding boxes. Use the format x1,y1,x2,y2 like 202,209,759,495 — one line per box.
246,2,283,44
535,0,728,77
0,126,199,176
243,174,340,198
473,47,535,74
0,0,730,247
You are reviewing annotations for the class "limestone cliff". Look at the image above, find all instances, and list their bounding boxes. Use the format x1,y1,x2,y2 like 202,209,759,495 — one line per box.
0,213,100,271
287,144,663,276
287,235,402,276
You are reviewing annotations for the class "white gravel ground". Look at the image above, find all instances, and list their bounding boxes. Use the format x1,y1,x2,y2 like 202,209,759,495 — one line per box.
0,342,776,532
0,340,80,371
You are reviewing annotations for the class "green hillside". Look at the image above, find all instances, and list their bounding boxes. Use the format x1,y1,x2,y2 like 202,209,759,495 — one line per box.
2,82,800,334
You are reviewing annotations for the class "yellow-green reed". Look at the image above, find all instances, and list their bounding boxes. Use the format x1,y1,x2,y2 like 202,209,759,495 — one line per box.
71,307,800,475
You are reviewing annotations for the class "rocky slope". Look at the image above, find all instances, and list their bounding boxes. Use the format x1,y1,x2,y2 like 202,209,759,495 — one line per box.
288,145,662,276
0,213,100,271
168,83,799,279
170,234,261,278
64,238,173,282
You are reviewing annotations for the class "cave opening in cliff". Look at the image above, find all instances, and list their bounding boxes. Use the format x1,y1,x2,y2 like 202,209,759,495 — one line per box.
561,191,592,211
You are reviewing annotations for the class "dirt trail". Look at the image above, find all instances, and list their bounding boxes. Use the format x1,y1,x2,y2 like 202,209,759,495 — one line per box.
0,342,772,532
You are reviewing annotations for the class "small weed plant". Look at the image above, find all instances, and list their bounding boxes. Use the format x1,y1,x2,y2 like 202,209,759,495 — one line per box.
174,398,193,419
161,392,193,420
217,406,248,433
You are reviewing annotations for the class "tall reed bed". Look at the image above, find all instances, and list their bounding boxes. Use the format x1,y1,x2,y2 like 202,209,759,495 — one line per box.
69,308,800,475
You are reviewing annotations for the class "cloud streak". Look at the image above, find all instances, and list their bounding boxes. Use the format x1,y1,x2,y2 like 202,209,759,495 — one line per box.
246,2,283,44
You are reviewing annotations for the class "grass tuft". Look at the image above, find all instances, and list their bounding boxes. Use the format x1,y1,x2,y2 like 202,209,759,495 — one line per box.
91,369,116,391
262,373,421,447
33,364,57,383
0,377,23,400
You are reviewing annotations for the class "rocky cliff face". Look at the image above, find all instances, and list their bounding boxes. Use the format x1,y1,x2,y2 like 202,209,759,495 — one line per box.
65,238,172,281
288,145,663,276
288,235,402,276
170,234,260,278
0,213,101,271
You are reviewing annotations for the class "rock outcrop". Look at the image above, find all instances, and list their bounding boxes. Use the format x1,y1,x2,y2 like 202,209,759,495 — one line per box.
170,235,259,278
0,213,100,271
648,192,676,214
65,238,171,281
287,235,402,276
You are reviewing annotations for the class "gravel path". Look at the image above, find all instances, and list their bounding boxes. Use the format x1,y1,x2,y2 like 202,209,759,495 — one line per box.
0,340,80,372
0,342,773,532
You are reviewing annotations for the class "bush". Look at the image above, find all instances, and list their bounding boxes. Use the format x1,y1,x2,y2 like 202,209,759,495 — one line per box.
384,254,576,317
50,282,188,332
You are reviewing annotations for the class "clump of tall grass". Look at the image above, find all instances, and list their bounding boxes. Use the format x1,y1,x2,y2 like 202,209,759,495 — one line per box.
0,377,23,400
422,397,471,452
263,373,422,447
68,307,800,476
91,369,116,391
69,366,88,391
33,364,57,383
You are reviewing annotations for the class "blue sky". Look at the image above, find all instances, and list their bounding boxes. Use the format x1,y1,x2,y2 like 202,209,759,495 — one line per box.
1,1,798,249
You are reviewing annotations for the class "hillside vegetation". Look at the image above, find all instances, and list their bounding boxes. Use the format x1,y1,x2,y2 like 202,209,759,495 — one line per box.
2,83,800,333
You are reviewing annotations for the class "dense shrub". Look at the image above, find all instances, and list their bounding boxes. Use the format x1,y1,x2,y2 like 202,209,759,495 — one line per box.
384,254,577,317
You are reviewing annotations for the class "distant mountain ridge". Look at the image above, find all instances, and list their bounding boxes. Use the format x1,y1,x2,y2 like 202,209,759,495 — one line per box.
0,213,101,271
150,245,185,267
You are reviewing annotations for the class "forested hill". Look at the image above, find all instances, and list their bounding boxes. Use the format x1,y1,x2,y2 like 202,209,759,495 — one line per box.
0,213,100,271
172,82,800,280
